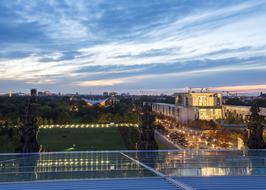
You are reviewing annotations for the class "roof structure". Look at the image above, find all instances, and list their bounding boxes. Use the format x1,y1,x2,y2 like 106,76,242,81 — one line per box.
0,150,266,190
83,98,109,106
82,98,110,107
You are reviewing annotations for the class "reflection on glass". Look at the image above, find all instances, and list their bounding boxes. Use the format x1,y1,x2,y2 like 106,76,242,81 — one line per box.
0,152,155,182
151,150,266,177
0,150,266,182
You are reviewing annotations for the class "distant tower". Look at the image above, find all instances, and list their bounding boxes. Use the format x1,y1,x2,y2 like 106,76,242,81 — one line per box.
9,89,12,97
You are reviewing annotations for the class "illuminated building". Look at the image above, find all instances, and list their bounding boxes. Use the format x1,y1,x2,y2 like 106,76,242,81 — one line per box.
83,98,109,107
152,90,223,122
152,91,266,123
82,96,120,107
176,91,223,122
175,92,222,107
9,89,12,97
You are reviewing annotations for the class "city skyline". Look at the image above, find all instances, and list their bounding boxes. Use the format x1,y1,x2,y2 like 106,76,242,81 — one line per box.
1,0,266,93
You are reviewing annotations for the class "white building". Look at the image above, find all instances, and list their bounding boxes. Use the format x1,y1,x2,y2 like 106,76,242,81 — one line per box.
152,103,177,119
175,92,223,122
152,91,223,123
152,91,266,124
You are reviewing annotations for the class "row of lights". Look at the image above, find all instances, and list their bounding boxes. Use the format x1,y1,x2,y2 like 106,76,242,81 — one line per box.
34,160,139,172
40,123,138,129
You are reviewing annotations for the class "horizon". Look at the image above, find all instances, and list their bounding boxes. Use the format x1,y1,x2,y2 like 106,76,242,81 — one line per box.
1,0,266,93
1,84,266,96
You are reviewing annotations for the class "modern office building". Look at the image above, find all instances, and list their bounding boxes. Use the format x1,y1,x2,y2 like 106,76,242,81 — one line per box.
176,91,223,122
152,91,266,124
152,91,223,123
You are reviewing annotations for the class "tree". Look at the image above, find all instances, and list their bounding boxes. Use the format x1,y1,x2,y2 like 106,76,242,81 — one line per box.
137,104,158,150
225,97,247,106
17,95,40,153
246,104,266,149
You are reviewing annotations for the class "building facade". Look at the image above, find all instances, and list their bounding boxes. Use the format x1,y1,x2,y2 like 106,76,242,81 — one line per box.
152,91,266,124
175,92,223,122
152,103,177,119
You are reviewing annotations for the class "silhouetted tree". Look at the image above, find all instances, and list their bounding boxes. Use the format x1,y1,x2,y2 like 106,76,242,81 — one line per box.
17,94,40,153
137,103,158,150
246,104,266,149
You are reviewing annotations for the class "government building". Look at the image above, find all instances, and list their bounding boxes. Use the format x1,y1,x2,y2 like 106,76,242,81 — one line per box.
152,90,265,123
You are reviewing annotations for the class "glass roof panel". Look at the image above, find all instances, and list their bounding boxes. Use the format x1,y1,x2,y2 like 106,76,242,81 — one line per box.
0,150,266,183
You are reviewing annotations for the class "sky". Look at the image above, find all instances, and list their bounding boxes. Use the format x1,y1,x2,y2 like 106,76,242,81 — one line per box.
0,0,266,94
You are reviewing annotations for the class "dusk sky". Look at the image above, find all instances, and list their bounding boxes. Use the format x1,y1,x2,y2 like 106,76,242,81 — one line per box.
0,0,266,94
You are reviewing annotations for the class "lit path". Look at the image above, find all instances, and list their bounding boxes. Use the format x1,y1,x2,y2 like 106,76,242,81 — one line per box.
39,123,138,129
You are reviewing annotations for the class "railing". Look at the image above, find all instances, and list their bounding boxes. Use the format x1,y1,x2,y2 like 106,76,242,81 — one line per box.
39,123,138,129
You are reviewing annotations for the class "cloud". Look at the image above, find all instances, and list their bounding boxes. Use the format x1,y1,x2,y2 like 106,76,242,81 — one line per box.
210,84,266,93
77,78,130,87
0,0,266,93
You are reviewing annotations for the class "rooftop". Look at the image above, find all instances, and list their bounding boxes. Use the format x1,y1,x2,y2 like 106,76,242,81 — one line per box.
0,150,266,189
82,98,109,106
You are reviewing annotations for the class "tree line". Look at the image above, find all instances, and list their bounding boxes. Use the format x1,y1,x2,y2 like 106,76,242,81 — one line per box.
0,96,138,126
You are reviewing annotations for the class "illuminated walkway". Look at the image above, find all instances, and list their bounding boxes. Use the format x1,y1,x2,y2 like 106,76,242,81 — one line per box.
1,150,266,189
39,123,138,129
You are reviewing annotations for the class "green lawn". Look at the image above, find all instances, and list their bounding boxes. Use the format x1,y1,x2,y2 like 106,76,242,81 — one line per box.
38,127,126,151
0,135,18,153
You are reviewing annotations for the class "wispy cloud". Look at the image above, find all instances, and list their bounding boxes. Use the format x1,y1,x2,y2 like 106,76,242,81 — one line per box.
211,84,266,93
0,0,266,93
78,78,130,87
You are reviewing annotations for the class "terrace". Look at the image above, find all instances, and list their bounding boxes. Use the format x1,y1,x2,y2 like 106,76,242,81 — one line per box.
0,150,266,189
